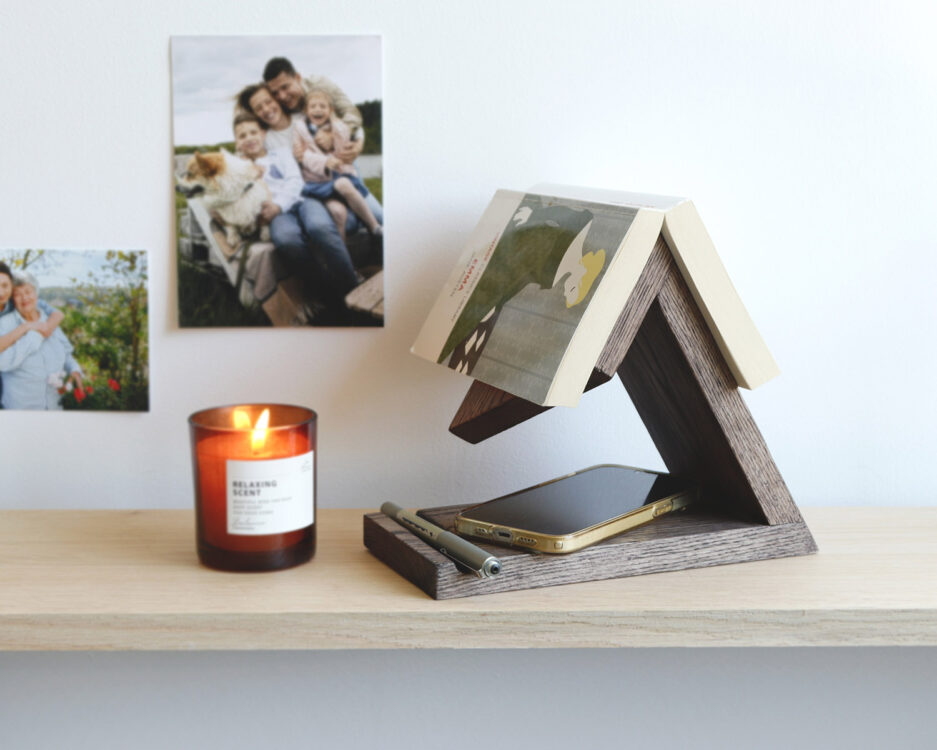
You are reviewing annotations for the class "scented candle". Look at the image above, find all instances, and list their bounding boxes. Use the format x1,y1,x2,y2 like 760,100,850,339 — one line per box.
189,404,317,571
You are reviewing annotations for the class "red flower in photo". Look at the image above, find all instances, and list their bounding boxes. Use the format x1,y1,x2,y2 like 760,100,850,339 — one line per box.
107,379,120,391
74,387,87,403
86,386,94,395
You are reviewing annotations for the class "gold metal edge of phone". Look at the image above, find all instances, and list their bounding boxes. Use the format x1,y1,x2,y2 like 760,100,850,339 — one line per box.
455,489,696,555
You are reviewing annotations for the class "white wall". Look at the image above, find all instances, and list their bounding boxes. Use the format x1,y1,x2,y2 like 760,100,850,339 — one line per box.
1,0,934,511
1,1,934,747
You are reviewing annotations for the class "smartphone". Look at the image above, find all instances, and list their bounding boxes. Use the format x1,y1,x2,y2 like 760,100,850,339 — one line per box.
454,464,695,554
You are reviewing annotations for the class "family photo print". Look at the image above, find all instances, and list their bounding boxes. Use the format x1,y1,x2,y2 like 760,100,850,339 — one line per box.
172,35,384,327
0,249,149,412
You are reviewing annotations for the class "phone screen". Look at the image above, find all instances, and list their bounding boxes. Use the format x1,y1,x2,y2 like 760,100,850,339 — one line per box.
463,465,684,535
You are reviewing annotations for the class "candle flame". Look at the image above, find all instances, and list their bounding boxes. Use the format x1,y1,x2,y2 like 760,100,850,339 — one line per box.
233,408,271,453
251,408,270,453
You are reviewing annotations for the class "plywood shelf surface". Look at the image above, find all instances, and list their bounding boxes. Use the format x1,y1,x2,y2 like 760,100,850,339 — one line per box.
0,508,934,650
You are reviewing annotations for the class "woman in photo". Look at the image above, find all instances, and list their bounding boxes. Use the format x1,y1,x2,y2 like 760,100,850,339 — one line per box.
0,261,64,408
238,83,298,154
0,262,64,347
0,271,82,410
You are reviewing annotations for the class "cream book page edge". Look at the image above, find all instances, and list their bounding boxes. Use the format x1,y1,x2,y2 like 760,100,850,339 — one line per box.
661,200,780,389
530,183,687,211
546,208,666,407
411,190,524,362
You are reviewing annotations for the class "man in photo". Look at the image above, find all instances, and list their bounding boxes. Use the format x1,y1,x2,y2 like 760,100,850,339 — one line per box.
262,56,364,166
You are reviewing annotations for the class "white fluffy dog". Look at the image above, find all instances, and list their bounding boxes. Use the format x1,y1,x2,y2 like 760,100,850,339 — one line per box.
176,150,271,248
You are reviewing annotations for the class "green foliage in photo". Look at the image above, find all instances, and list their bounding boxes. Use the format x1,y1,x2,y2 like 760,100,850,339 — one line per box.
58,251,149,411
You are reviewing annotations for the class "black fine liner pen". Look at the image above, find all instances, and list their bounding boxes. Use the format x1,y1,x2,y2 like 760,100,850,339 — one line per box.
380,502,502,578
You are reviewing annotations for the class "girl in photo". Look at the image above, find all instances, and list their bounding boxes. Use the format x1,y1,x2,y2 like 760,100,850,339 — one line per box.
292,88,382,241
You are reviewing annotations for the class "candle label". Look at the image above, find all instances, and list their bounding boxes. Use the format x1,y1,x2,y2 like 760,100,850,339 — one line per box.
225,451,314,535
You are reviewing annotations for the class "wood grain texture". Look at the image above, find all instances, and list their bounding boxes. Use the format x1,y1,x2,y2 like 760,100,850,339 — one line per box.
0,509,933,650
448,369,612,444
448,379,552,444
618,260,803,526
363,512,451,599
366,505,815,599
594,236,672,375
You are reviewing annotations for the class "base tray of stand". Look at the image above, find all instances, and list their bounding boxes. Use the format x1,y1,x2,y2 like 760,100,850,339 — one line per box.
363,504,816,600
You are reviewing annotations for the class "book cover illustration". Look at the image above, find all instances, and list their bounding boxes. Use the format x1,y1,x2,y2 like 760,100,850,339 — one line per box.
413,191,637,405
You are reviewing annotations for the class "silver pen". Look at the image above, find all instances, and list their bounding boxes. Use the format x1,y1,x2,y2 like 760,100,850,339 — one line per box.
381,502,502,578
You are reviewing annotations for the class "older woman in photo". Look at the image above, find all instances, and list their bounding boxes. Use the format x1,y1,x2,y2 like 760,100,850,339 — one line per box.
0,271,82,410
0,261,65,407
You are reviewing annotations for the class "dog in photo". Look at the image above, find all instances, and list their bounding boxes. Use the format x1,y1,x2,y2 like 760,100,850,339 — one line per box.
176,150,271,248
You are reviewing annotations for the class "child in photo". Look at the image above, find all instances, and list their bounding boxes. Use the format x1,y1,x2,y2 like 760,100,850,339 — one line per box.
233,112,303,221
292,87,382,241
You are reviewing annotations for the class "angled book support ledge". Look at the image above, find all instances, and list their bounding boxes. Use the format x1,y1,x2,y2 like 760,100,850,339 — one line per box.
367,187,816,598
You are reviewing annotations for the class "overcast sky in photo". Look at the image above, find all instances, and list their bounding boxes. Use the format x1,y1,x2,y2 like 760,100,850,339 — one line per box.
3,250,147,289
171,35,382,147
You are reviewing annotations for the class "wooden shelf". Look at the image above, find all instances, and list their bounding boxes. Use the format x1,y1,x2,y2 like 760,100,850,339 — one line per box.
0,508,934,651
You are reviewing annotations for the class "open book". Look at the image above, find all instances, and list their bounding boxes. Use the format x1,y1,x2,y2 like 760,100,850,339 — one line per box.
411,185,778,407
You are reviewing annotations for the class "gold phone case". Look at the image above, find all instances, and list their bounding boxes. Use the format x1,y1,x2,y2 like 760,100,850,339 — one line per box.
454,468,696,554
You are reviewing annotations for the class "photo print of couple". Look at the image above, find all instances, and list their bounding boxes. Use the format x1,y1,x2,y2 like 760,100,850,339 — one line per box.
0,249,149,412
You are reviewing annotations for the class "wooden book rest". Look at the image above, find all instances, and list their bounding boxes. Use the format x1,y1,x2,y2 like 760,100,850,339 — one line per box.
365,236,816,599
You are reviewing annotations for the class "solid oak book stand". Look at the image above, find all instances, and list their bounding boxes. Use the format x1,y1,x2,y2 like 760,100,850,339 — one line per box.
365,235,816,599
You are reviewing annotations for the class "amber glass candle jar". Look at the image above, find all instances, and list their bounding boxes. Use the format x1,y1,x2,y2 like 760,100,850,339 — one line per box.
189,404,317,572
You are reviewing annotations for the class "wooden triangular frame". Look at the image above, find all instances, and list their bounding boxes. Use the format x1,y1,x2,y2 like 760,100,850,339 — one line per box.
447,235,817,577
